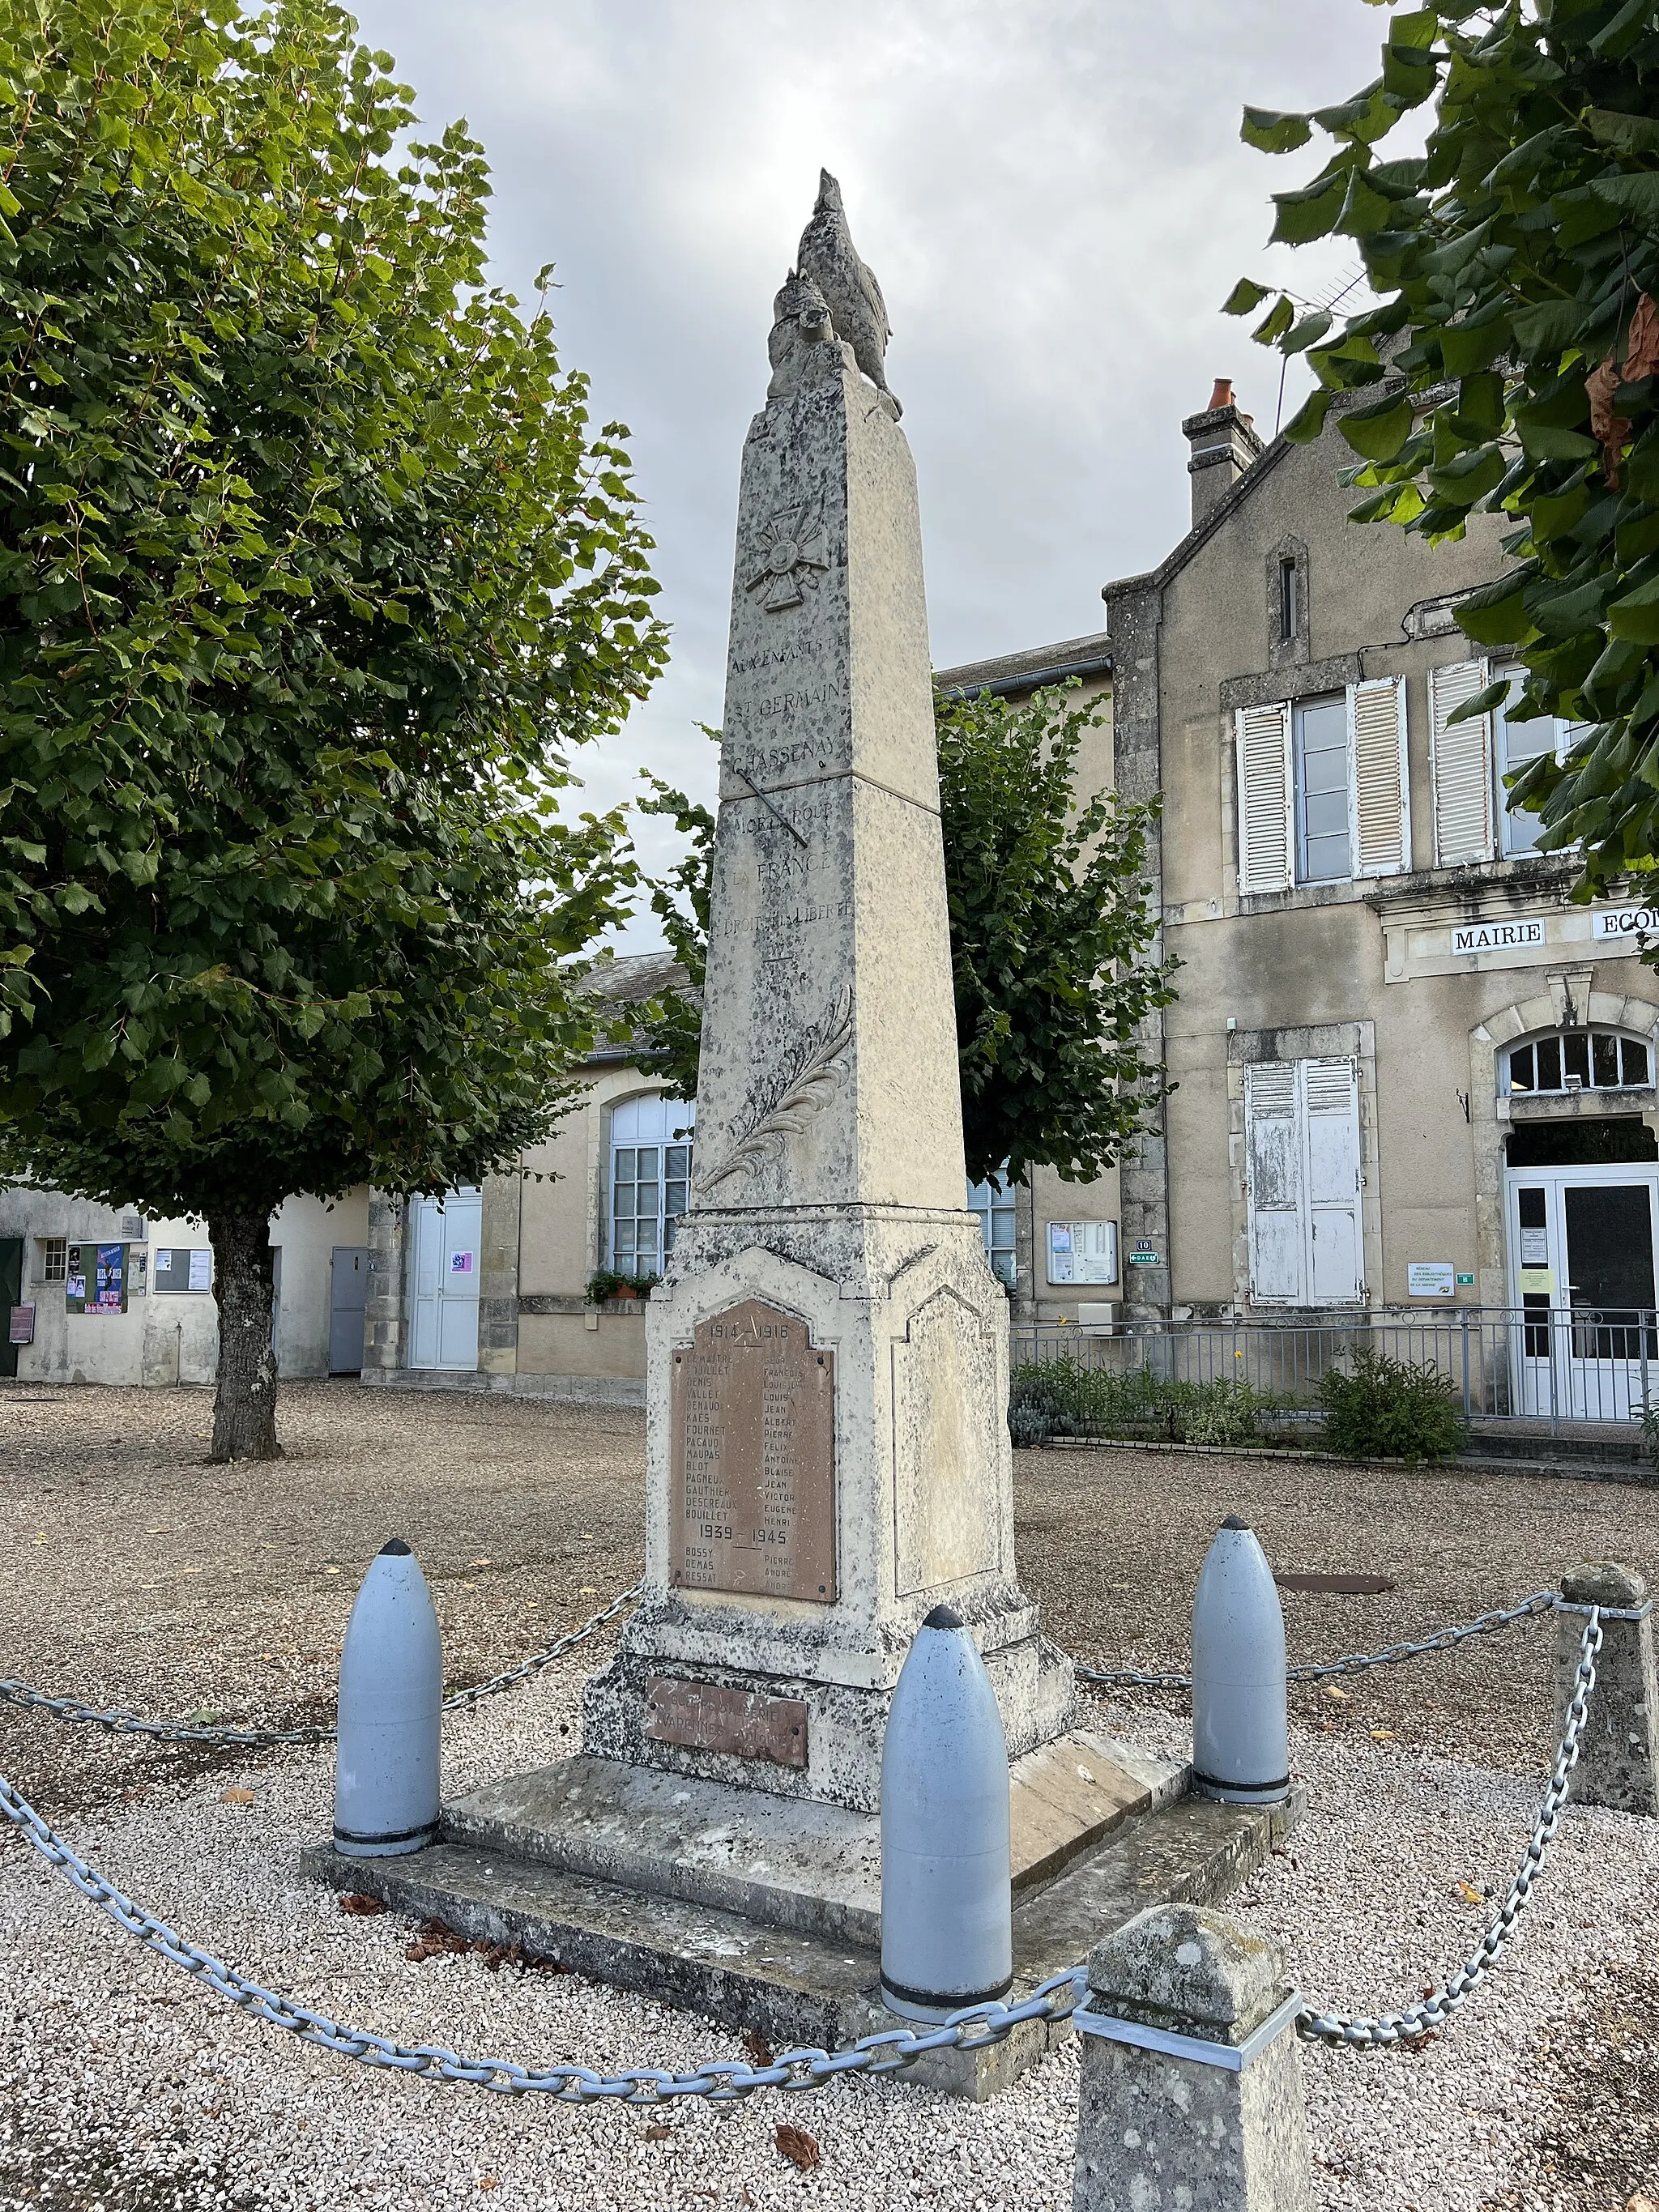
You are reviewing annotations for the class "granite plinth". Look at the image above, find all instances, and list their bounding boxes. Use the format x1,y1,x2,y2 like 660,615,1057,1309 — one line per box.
612,1210,1072,1814
304,1781,1300,2103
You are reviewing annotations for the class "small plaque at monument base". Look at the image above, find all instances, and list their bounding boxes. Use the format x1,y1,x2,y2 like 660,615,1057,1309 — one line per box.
643,1676,809,1768
669,1298,837,1603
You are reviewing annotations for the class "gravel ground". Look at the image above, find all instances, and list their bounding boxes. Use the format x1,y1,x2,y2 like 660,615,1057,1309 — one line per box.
0,1382,645,1821
2,1383,1656,2210
1016,1439,1659,1775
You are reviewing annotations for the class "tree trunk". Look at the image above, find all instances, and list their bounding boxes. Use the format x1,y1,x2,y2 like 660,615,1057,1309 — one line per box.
207,1208,283,1462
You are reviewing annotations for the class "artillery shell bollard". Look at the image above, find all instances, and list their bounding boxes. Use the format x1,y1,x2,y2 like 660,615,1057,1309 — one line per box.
334,1540,443,1858
1555,1562,1657,1816
1192,1519,1289,1807
880,1605,1013,2022
1073,1903,1312,2212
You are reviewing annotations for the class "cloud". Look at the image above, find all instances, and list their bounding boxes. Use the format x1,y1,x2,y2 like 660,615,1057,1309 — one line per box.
348,0,1388,939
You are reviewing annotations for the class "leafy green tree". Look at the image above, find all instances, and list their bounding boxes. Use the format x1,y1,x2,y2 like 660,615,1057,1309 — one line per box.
0,1,667,1457
936,685,1174,1186
1226,0,1659,889
639,687,1174,1188
634,735,718,1103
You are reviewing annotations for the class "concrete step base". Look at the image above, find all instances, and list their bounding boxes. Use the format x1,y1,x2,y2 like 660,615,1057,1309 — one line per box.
301,1788,1300,2103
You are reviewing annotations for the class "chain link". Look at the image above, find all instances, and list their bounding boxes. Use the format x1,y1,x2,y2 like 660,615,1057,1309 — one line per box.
1295,1606,1603,2048
1075,1588,1559,1693
2,1583,1567,1733
0,1762,1083,2100
0,1581,644,1748
437,1583,642,1711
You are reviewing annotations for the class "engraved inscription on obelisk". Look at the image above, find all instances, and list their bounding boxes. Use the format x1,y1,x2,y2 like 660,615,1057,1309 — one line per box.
669,1300,836,1603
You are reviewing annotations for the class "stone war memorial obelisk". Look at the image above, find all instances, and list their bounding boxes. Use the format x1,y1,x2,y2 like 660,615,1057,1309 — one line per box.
312,173,1286,2089
582,168,1077,1804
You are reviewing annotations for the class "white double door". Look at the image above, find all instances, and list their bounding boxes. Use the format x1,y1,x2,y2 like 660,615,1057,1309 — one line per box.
1505,1166,1658,1420
407,1191,482,1371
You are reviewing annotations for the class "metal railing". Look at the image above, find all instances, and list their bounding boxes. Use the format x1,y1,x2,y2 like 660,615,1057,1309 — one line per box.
1011,1306,1659,1437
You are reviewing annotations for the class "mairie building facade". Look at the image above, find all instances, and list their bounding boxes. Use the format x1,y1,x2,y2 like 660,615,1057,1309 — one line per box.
938,378,1659,1370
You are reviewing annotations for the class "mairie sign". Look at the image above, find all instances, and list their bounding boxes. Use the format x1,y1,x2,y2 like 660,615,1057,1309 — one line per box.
1448,905,1659,958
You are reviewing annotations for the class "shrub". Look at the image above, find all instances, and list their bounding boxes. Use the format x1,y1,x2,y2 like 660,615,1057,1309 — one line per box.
1183,1376,1277,1447
1317,1349,1465,1464
1008,1358,1288,1447
1008,1402,1057,1448
585,1270,659,1306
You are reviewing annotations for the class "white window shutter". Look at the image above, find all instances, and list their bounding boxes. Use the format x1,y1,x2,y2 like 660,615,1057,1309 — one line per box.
1235,702,1293,895
1430,658,1494,867
1303,1059,1363,1303
1348,676,1410,878
1245,1062,1303,1303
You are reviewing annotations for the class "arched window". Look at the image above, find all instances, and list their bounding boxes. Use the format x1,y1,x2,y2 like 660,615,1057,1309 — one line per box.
1503,1029,1653,1096
608,1094,695,1276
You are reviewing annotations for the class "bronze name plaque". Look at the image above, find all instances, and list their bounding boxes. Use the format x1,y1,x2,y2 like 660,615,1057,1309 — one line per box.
669,1298,836,1603
643,1676,809,1768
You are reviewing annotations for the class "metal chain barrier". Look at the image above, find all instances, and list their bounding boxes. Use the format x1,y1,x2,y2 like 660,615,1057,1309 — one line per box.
0,1609,1610,2091
0,1761,1083,2100
436,1583,642,1711
1295,1605,1603,2048
2,1582,1571,1733
1076,1588,1559,1693
0,1581,644,1749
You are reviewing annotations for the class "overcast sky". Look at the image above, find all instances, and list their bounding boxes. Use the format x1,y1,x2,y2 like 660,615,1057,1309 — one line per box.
349,0,1389,943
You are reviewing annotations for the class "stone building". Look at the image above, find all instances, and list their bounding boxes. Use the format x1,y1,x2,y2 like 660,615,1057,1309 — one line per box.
937,377,1659,1396
360,953,695,1406
0,1186,370,1385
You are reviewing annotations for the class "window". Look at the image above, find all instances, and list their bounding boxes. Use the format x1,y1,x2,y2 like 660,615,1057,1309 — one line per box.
608,1093,695,1277
1244,1058,1363,1305
1235,679,1407,895
1294,694,1350,883
967,1173,1017,1287
1278,557,1299,643
1505,1030,1653,1095
1429,656,1584,866
1494,665,1580,857
37,1238,66,1285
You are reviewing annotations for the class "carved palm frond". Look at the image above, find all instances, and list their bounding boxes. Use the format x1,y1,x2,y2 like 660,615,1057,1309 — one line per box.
696,985,854,1198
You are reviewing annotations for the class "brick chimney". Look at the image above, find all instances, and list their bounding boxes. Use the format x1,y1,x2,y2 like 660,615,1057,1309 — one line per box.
1183,377,1264,529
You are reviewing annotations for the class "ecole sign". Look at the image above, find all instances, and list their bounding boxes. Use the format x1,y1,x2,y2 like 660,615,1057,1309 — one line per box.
1448,906,1659,959
1591,905,1659,941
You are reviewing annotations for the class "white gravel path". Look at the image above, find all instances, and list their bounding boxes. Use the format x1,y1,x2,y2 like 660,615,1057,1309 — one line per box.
2,1662,1655,2211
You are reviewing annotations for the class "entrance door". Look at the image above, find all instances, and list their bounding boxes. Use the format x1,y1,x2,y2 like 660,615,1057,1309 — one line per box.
407,1192,481,1370
329,1247,369,1375
1506,1168,1658,1418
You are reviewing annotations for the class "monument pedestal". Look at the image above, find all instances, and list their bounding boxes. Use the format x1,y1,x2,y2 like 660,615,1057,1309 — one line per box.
582,1207,1073,1816
306,1745,1301,2100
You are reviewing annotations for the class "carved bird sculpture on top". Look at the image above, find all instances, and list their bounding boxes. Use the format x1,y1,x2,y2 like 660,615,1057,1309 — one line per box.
795,168,899,416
